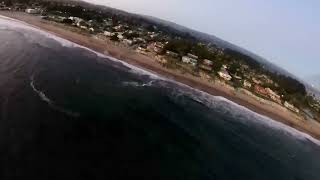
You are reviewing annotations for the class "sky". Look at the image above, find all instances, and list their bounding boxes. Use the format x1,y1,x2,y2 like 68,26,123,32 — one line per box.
84,0,320,79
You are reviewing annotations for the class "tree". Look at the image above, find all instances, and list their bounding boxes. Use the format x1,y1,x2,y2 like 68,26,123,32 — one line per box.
62,18,73,24
228,63,241,75
110,34,119,41
212,60,223,72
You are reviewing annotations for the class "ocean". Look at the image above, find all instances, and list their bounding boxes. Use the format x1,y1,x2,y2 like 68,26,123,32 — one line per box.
0,17,320,180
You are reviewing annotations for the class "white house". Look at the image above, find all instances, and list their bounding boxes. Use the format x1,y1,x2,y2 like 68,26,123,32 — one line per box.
284,101,299,113
123,39,133,46
117,33,124,40
182,56,192,63
218,69,232,81
187,53,198,60
182,56,198,66
203,59,213,66
104,31,114,37
25,8,40,14
166,50,179,58
243,80,252,88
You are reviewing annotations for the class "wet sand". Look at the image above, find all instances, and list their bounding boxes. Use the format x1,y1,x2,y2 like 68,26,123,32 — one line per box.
1,11,320,139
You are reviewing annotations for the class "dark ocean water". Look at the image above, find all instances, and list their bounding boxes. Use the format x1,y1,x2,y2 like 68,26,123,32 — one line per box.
0,18,320,180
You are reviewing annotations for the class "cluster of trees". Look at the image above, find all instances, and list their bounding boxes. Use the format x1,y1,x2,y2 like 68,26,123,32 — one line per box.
45,3,105,22
163,40,217,60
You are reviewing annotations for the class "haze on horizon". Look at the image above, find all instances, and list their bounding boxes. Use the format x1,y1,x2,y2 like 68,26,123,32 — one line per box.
83,0,320,79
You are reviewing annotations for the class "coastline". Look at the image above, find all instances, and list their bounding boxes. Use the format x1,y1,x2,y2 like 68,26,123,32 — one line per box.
1,11,320,140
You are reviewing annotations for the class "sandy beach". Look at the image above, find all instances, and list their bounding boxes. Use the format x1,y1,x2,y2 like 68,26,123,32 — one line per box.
1,11,320,139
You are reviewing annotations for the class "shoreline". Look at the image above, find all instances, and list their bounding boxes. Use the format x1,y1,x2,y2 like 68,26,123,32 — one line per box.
1,11,320,140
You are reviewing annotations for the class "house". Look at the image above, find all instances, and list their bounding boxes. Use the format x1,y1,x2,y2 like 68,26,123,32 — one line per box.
166,51,179,58
133,37,146,44
155,55,167,64
199,59,213,71
136,47,148,55
284,101,300,113
265,88,282,104
69,17,82,23
199,64,213,71
113,25,123,31
233,75,242,80
218,69,232,81
187,53,198,60
203,59,213,66
222,64,228,69
122,39,133,46
13,3,26,11
243,80,252,88
147,42,164,53
182,56,198,66
0,3,10,10
104,31,114,37
182,53,199,66
252,77,262,85
89,28,94,32
77,20,89,28
254,85,268,97
25,8,40,14
80,26,88,30
117,33,124,40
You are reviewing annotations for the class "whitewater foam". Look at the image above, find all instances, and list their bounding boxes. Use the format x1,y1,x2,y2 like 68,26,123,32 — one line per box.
122,80,156,87
0,15,165,81
170,83,320,146
30,76,53,105
30,76,80,118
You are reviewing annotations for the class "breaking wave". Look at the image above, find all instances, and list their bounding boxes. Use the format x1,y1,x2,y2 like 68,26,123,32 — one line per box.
168,82,320,146
122,80,156,87
30,76,80,118
0,15,165,81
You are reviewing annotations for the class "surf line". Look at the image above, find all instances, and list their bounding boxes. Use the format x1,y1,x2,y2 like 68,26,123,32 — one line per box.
30,75,80,118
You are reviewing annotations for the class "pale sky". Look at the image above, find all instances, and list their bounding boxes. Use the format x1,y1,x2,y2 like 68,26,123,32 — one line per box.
84,0,320,79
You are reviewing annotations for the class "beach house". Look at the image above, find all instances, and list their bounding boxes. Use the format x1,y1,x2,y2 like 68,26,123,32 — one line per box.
218,69,232,81
182,53,198,66
284,101,300,113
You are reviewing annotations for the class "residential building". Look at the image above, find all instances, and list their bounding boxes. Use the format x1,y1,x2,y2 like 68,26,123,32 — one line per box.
181,53,199,66
187,53,198,60
199,64,213,71
166,51,179,58
25,8,40,14
266,88,281,104
155,55,167,64
122,39,133,46
233,75,242,80
117,33,124,40
254,85,268,97
203,59,213,66
252,77,262,85
243,80,252,88
182,56,198,66
104,31,114,37
147,42,164,53
284,101,300,113
218,69,232,81
136,47,148,55
133,37,146,44
113,25,123,31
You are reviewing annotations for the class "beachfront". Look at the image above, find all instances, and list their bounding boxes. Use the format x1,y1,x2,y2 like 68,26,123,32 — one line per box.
1,11,320,139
